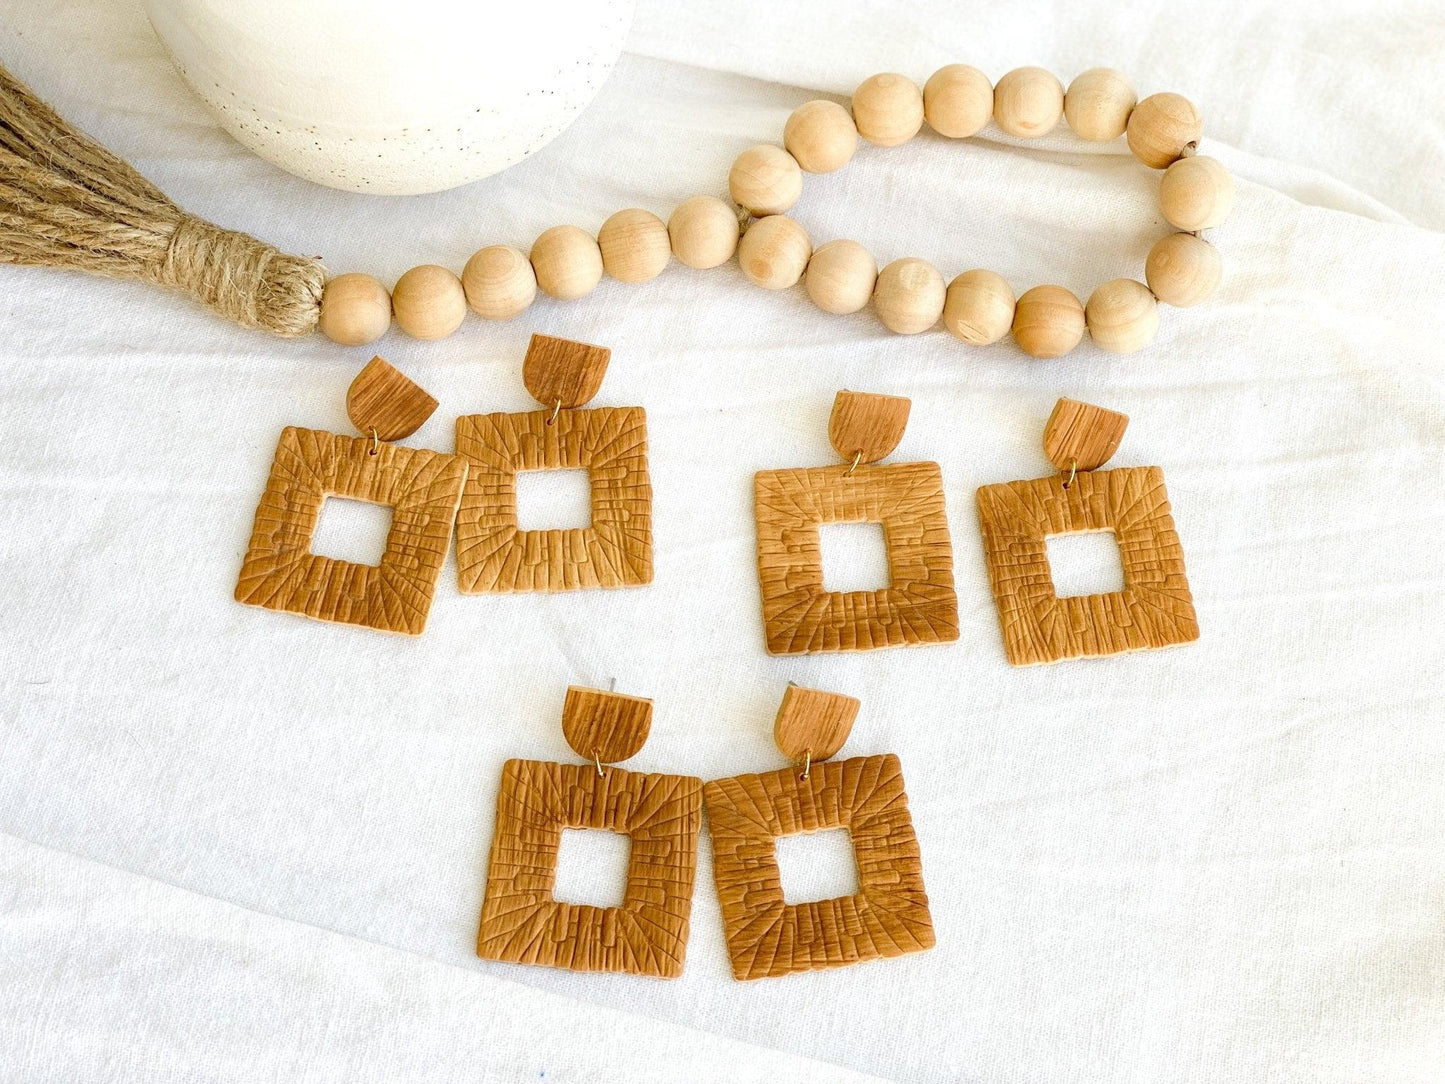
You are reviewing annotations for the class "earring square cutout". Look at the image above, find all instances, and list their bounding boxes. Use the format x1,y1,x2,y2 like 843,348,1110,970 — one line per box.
754,462,959,654
976,465,1199,666
455,407,652,593
477,760,703,977
234,427,467,635
705,754,935,980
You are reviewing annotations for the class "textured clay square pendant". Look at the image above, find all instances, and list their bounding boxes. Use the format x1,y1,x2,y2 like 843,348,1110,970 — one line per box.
754,390,958,654
705,684,935,980
455,334,652,593
976,398,1199,666
476,686,703,977
235,357,466,634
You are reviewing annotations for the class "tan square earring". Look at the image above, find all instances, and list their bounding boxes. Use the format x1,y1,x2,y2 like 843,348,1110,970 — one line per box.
976,398,1199,666
455,334,652,593
235,357,467,635
754,390,959,655
476,686,703,978
705,684,935,980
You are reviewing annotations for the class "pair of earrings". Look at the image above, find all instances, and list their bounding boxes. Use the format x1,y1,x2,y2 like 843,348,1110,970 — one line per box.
755,391,1200,665
235,335,650,633
475,683,935,981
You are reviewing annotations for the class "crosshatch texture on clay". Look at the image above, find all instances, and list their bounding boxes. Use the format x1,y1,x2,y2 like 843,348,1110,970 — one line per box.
754,461,958,654
976,464,1199,666
477,759,704,978
705,753,935,980
454,406,652,593
234,426,467,635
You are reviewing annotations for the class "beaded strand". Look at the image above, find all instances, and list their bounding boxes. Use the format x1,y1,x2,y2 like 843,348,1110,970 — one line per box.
318,66,1231,358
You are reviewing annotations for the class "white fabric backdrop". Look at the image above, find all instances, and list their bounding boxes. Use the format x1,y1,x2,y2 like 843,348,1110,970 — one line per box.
2,1,1443,1081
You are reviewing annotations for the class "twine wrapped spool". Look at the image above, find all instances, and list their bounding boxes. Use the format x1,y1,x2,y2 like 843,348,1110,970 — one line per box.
0,63,323,336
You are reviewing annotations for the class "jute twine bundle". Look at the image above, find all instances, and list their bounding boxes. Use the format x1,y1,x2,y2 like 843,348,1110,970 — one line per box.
0,63,324,336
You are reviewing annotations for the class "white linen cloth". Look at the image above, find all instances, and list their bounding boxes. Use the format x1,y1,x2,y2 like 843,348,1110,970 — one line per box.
2,0,1443,1081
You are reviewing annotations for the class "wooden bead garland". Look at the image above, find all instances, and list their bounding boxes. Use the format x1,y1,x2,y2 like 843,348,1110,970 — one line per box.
308,65,1227,360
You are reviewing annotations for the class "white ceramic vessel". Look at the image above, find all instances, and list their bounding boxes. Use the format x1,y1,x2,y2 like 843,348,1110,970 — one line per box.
145,0,634,195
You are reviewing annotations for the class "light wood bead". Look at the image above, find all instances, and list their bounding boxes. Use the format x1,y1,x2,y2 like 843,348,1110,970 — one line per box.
923,64,993,138
873,258,945,334
318,273,391,346
1127,92,1202,168
942,269,1015,345
1012,285,1085,358
391,264,465,341
1145,232,1222,307
462,245,535,320
784,100,858,173
737,214,811,290
530,225,603,301
1064,68,1136,141
1085,278,1159,353
993,67,1064,138
729,144,803,216
598,208,671,283
805,239,876,315
851,73,924,147
1159,155,1235,231
667,196,740,269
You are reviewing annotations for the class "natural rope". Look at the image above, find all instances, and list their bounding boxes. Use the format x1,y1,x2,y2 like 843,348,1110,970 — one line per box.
0,63,324,337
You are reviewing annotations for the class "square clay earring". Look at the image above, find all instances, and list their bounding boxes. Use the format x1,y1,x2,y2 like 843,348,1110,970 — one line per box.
976,398,1200,666
753,390,959,654
235,357,467,635
476,686,703,978
455,334,652,593
705,684,935,980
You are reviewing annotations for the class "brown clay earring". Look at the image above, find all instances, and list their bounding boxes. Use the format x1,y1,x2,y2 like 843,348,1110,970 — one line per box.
454,334,652,594
976,397,1200,665
476,686,704,978
753,390,959,654
705,684,936,980
234,357,467,634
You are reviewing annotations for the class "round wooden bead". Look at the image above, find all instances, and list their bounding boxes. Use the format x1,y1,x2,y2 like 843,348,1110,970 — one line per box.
598,208,671,283
1012,285,1085,358
667,196,740,269
784,100,858,173
942,269,1015,345
851,73,924,147
391,264,465,341
1145,232,1222,307
462,245,536,320
1159,155,1235,231
737,214,811,290
1127,92,1202,168
993,67,1064,138
805,239,876,314
1064,68,1136,141
1085,278,1159,353
729,144,803,216
530,225,603,300
318,272,391,346
874,258,945,334
923,64,993,138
